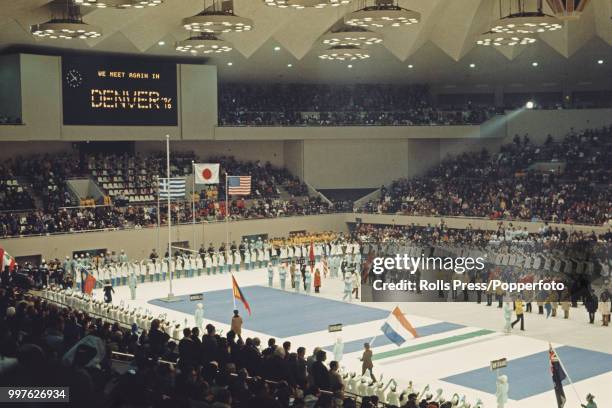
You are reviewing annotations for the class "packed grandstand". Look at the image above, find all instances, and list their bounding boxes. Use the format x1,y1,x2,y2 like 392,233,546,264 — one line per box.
1,125,609,239
1,1,611,405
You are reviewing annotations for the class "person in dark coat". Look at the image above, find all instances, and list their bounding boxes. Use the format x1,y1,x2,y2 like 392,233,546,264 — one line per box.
103,283,114,303
240,338,262,377
585,290,598,324
201,323,219,364
178,328,198,369
311,350,330,390
147,319,170,358
262,347,290,382
295,346,307,389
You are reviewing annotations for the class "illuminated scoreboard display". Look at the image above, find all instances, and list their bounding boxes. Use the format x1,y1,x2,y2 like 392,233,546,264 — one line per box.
62,56,178,126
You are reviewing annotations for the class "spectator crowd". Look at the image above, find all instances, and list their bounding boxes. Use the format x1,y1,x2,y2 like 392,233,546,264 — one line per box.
0,152,318,238
0,285,355,408
362,126,611,225
1,126,610,238
218,84,496,126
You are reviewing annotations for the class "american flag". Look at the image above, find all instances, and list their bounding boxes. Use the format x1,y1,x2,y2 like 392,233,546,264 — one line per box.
322,257,329,277
227,176,251,195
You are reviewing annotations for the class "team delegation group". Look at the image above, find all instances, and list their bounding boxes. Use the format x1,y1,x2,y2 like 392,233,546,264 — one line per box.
34,235,363,295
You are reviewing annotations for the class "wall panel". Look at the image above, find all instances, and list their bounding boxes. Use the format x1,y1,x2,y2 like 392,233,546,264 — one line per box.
180,64,217,140
135,140,285,167
0,54,21,120
302,139,410,189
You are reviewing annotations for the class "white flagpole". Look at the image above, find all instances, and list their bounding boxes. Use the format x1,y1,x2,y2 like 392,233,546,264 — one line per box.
192,160,196,250
166,135,173,299
156,175,160,255
232,278,237,311
368,335,378,347
550,343,583,405
225,174,229,250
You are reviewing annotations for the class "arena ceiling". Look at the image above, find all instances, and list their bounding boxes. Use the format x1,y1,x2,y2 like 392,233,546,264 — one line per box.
0,0,610,85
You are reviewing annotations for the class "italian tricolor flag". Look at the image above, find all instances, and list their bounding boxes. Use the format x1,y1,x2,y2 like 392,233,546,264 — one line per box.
0,247,16,272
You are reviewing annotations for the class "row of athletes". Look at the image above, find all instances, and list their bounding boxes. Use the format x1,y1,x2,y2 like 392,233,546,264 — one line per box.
71,244,362,290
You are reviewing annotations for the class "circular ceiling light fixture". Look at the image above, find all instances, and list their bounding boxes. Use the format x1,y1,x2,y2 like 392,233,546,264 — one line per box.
183,1,253,33
31,1,102,39
263,0,351,9
183,13,253,33
176,33,232,54
318,45,370,61
490,13,562,34
75,0,163,8
31,21,103,39
321,28,383,47
475,30,537,46
345,1,420,28
488,1,563,34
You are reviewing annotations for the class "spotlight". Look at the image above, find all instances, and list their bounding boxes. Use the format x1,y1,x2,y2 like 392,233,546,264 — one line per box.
347,64,353,68
532,61,539,67
407,64,413,69
525,100,535,109
274,46,281,51
597,59,604,64
158,40,165,46
287,63,293,67
469,63,476,68
227,62,233,66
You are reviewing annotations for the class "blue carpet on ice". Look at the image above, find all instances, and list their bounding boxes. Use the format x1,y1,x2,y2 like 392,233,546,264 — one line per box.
441,346,612,400
149,285,389,337
324,322,465,354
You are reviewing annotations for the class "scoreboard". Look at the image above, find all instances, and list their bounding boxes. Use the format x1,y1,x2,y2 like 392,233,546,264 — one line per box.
62,55,178,126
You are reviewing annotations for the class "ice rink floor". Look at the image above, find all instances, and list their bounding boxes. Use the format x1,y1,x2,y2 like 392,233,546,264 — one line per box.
93,267,612,407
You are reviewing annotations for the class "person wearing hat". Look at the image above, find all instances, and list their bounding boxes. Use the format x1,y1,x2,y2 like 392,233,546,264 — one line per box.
279,262,287,290
231,309,243,338
293,263,301,293
63,256,71,275
585,289,598,324
194,303,204,330
103,281,115,304
304,266,312,293
511,297,525,331
599,291,610,327
267,263,274,287
314,267,321,293
581,393,597,408
128,270,137,300
495,374,509,408
360,342,375,381
403,393,418,408
119,249,128,264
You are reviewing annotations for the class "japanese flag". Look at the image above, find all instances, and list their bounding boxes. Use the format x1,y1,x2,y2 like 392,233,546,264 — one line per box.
194,163,220,184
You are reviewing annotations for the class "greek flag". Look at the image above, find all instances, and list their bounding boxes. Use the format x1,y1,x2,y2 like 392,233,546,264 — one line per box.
159,177,186,200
